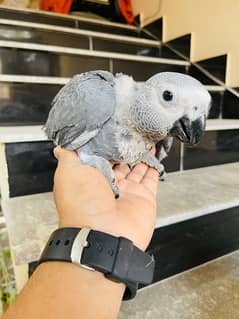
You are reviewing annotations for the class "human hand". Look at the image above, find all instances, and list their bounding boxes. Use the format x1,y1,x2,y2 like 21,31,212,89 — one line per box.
53,147,159,251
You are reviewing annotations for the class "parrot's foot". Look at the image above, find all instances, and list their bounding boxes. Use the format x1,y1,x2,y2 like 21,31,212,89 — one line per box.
112,180,120,198
141,152,165,181
159,170,166,181
155,136,174,162
78,152,119,198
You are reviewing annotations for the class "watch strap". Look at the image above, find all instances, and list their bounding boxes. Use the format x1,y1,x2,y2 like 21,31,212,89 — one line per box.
39,227,155,300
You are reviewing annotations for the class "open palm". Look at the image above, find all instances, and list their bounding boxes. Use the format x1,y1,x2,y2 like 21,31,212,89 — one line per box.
54,148,159,251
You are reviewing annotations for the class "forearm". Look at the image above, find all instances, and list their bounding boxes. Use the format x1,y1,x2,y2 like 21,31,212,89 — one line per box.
3,262,124,319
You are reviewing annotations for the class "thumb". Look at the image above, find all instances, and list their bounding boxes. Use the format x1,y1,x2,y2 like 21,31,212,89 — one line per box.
54,146,81,165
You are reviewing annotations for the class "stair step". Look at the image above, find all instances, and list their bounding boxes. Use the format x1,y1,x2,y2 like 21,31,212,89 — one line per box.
0,74,225,89
0,124,238,198
0,216,5,226
206,119,239,131
0,18,168,58
0,40,188,81
1,162,238,265
0,75,224,87
0,18,159,47
1,120,238,143
0,77,226,125
205,85,225,92
156,162,239,228
0,6,139,37
0,40,188,66
0,125,47,143
0,75,227,126
119,250,239,319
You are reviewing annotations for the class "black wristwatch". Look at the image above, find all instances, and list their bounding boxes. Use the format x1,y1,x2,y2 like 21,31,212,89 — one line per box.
38,227,155,300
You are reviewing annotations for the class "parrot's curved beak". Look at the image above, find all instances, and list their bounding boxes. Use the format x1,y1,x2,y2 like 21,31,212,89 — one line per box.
170,115,206,145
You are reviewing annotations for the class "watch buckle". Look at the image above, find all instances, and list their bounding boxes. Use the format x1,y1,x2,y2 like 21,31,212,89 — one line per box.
70,228,95,271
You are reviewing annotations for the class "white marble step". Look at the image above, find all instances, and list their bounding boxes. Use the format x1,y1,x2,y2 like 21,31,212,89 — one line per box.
155,162,239,228
119,250,239,319
0,40,188,66
206,119,239,131
0,119,238,143
0,75,221,88
0,216,5,225
0,125,47,143
1,162,239,265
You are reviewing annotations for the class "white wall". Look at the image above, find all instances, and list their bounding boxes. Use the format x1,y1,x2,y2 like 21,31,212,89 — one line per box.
132,0,239,87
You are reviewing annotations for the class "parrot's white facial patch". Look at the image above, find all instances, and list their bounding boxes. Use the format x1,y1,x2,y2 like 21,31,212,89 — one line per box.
181,86,211,121
147,72,211,123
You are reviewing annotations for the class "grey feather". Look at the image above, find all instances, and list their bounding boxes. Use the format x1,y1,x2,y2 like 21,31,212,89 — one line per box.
45,70,115,148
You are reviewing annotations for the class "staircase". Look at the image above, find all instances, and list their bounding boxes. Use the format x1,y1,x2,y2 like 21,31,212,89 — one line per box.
0,5,238,317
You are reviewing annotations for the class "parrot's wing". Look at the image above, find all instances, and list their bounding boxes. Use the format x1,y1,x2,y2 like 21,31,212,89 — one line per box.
156,136,174,162
45,70,115,148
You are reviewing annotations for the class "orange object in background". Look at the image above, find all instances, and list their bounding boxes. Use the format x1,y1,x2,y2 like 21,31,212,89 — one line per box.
118,0,134,24
41,0,73,13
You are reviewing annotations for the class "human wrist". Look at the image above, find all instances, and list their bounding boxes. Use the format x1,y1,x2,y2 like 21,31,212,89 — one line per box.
36,262,125,315
39,227,155,301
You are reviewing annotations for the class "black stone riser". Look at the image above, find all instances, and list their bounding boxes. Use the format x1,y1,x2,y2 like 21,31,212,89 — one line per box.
147,206,239,285
0,47,186,80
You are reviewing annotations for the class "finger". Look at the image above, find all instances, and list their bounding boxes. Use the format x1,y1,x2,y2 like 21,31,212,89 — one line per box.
141,167,159,195
151,146,156,155
126,163,149,183
54,147,80,165
114,164,130,180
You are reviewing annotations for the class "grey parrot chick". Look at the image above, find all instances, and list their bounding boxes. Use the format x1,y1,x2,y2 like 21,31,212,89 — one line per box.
45,70,211,197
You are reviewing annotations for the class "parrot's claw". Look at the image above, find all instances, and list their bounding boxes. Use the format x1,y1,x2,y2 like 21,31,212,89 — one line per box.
141,152,165,178
112,181,120,198
159,168,166,181
78,152,120,197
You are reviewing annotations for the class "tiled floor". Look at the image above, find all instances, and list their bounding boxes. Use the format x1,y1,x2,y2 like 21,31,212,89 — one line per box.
119,250,239,319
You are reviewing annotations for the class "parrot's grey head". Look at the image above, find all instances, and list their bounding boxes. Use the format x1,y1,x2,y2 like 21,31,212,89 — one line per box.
134,72,211,145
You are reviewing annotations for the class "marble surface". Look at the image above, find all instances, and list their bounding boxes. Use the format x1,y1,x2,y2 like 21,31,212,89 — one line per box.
206,119,239,130
2,192,57,264
1,120,239,143
119,250,239,319
0,126,47,143
2,162,239,265
156,162,239,227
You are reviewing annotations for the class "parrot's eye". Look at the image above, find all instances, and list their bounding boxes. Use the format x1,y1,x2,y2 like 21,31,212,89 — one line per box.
162,90,173,101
